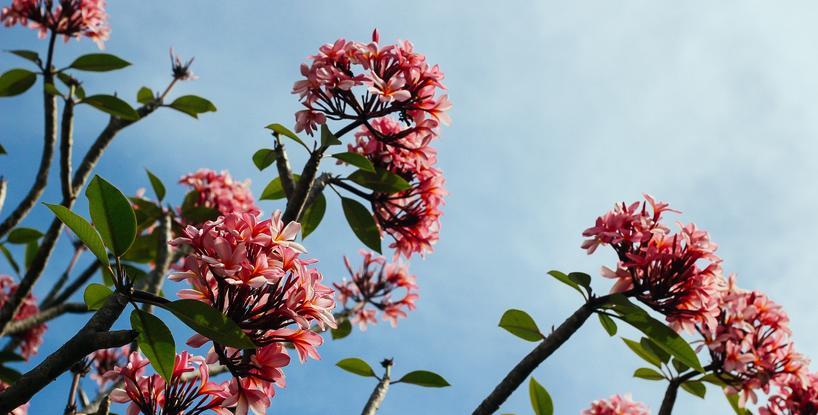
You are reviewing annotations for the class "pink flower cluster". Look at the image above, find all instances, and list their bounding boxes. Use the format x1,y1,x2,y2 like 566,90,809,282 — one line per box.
582,195,726,332
334,250,418,330
292,29,450,136
89,345,131,388
582,394,650,415
1,0,109,48
178,169,260,220
0,275,45,360
702,280,807,405
349,117,446,259
762,372,818,415
110,351,231,415
169,210,334,410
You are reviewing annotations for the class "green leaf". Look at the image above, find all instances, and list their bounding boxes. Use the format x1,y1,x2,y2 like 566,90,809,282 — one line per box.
529,377,553,415
259,177,286,200
69,53,131,72
265,123,307,148
641,337,670,364
7,50,40,65
546,270,584,296
633,367,665,381
145,169,166,202
83,283,113,310
161,300,255,349
168,95,217,118
698,373,725,387
397,370,450,388
671,358,689,374
498,309,543,342
179,191,220,224
320,123,341,146
301,193,326,239
336,358,376,377
81,95,140,121
341,197,381,253
608,296,703,372
252,149,277,171
598,313,617,336
0,144,5,155
0,244,20,274
7,227,43,244
136,86,153,104
331,318,352,340
130,309,175,381
622,338,661,368
0,351,24,363
348,169,411,194
45,203,108,266
0,366,21,384
121,230,158,264
86,176,137,257
681,380,706,399
567,272,592,293
0,69,37,97
332,151,375,172
44,82,63,98
24,241,37,269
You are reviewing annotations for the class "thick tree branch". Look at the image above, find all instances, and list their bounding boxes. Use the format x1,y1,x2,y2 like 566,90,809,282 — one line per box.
657,369,702,415
274,142,295,198
4,302,88,335
0,293,134,412
362,359,392,415
60,92,76,202
472,295,614,415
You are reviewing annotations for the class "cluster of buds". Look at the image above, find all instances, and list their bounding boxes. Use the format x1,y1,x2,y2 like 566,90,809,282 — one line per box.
0,275,45,360
334,249,418,330
582,394,650,415
582,195,726,332
291,29,450,136
178,169,260,220
1,0,109,47
109,351,231,415
169,210,335,411
702,280,808,404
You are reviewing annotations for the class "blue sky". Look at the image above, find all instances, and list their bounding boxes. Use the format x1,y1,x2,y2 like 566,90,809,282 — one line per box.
3,0,818,413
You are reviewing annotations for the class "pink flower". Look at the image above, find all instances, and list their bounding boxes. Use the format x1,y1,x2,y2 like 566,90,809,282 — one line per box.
1,0,109,48
0,275,46,360
582,195,726,332
582,394,650,415
334,250,419,330
89,345,132,388
169,210,335,397
223,378,270,415
701,284,808,405
294,108,326,136
178,169,260,221
109,351,229,415
762,372,818,415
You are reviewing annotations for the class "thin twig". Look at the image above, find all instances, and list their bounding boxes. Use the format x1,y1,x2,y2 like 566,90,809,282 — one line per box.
44,261,101,309
3,302,88,335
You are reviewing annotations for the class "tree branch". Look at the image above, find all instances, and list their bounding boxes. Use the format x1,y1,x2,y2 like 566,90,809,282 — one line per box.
60,90,76,202
0,293,134,412
139,212,172,313
274,142,295,198
4,302,88,335
362,359,392,415
0,177,7,215
657,370,701,415
44,261,100,309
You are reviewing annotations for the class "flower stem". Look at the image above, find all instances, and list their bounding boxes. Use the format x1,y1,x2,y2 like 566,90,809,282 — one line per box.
362,359,393,415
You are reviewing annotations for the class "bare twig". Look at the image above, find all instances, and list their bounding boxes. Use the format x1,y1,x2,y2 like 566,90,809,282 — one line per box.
60,87,76,202
0,293,134,412
3,302,88,335
41,243,84,307
362,359,393,415
274,142,295,198
44,261,101,309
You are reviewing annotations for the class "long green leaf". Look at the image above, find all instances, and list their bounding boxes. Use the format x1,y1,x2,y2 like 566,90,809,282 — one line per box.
336,358,376,377
7,227,43,244
86,176,137,257
333,152,375,172
69,53,131,72
130,309,175,381
0,69,37,97
348,169,411,194
396,370,450,387
301,193,326,239
161,300,255,349
341,197,381,253
265,123,307,148
145,169,166,201
529,377,553,415
45,203,108,266
252,149,277,171
82,95,139,121
498,309,543,342
169,95,216,118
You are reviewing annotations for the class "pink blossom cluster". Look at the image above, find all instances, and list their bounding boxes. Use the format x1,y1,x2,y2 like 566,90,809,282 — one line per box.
109,351,231,415
292,29,450,136
349,117,446,259
334,249,418,330
762,372,818,415
0,275,45,360
169,210,334,410
582,195,726,332
1,0,109,48
701,280,808,405
89,345,131,388
178,169,260,220
582,394,650,415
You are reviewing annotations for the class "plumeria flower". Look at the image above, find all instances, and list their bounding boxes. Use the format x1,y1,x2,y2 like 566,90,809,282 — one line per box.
170,48,197,81
762,372,818,415
0,275,46,360
178,169,260,221
582,394,650,415
1,0,109,48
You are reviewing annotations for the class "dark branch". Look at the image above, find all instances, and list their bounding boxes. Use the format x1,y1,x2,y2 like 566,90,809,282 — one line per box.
3,302,88,335
274,142,295,198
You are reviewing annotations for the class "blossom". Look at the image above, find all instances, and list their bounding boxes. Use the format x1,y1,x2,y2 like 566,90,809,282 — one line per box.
291,28,450,139
0,275,46,360
109,351,230,415
582,195,726,332
702,282,808,405
582,394,650,415
334,250,418,330
1,0,109,48
762,372,818,415
178,169,260,221
170,48,196,81
169,210,335,396
348,117,446,259
89,345,134,388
